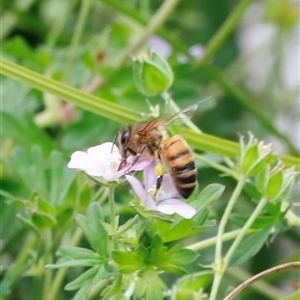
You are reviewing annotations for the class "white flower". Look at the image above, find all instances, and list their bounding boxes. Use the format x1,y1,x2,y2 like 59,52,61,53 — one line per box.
126,161,196,219
67,142,150,183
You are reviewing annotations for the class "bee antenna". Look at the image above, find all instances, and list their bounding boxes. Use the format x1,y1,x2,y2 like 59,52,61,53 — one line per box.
111,133,119,153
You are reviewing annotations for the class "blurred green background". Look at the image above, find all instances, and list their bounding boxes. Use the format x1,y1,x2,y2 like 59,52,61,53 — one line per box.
1,0,299,299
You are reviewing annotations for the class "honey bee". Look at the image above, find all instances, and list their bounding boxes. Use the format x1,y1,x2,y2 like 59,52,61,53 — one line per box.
118,103,199,199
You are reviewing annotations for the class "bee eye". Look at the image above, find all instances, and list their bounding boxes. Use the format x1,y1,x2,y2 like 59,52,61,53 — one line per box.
120,130,130,145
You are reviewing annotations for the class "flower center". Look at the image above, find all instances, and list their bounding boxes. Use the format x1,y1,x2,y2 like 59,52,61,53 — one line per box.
106,154,122,172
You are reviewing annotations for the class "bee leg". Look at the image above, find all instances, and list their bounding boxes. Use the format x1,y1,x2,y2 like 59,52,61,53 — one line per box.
153,159,164,200
153,174,163,200
125,144,147,172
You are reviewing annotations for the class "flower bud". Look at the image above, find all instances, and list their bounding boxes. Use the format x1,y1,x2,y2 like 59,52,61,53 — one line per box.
132,51,174,96
237,133,272,176
258,163,297,202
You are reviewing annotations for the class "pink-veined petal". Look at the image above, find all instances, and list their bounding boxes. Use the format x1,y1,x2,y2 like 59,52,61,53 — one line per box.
125,175,147,205
157,198,196,219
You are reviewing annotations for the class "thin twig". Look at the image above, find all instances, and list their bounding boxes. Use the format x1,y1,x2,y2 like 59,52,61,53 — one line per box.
223,262,300,300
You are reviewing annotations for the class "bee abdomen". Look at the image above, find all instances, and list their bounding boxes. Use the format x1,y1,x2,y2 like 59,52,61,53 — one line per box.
163,136,197,199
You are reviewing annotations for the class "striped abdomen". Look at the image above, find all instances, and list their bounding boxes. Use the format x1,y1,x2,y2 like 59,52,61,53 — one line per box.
162,135,197,199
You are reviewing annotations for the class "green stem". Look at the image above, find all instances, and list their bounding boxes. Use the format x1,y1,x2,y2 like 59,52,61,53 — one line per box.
186,228,254,251
119,0,181,65
47,0,79,45
224,198,268,267
115,215,139,238
109,186,118,248
42,229,53,300
1,58,299,169
209,174,248,300
45,227,83,300
100,0,190,56
8,233,37,279
63,0,92,83
199,0,254,65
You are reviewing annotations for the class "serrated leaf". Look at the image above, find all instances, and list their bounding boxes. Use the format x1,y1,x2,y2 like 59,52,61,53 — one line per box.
230,227,271,266
76,203,108,256
152,242,198,275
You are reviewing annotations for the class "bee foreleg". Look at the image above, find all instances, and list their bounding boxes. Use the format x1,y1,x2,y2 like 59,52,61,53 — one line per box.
127,144,147,171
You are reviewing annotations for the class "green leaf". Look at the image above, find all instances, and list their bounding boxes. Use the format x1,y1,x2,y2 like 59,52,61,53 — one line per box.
7,146,49,200
164,209,211,242
151,240,199,275
176,270,213,299
177,270,213,290
65,266,99,291
230,227,271,266
191,184,225,211
76,203,108,256
72,265,112,300
66,263,114,291
230,214,278,230
241,144,259,174
134,267,166,300
265,171,284,200
48,247,102,269
3,36,36,63
1,113,56,156
112,250,144,273
16,214,40,236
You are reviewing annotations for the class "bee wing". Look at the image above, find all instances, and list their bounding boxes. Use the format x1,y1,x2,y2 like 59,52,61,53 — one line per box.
162,102,199,127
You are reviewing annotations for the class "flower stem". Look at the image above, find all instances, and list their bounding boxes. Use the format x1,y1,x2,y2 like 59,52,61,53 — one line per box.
198,0,254,66
115,215,139,238
109,186,118,248
223,197,268,267
62,0,92,83
209,174,247,300
45,227,83,300
120,0,181,65
186,228,254,251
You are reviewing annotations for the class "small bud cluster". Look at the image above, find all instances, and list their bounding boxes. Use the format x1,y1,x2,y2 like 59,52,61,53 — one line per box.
236,133,297,202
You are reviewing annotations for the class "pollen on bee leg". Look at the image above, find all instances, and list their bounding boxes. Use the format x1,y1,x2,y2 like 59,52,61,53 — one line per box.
154,161,164,176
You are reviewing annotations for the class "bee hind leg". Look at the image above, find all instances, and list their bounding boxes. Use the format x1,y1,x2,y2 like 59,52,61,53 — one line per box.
153,160,164,200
